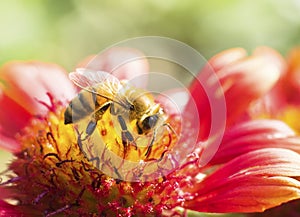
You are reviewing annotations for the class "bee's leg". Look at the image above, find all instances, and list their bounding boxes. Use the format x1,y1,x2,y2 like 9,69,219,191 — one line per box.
117,115,137,151
145,123,176,158
85,119,97,137
76,128,101,168
145,128,157,158
145,122,176,158
85,102,112,137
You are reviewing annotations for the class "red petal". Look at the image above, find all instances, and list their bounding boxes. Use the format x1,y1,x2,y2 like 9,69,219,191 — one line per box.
0,61,76,115
0,199,38,216
218,47,284,124
206,47,247,72
184,148,300,213
77,47,149,88
0,89,31,138
186,48,246,141
210,120,300,165
187,47,285,140
0,200,22,217
248,48,297,117
0,132,20,152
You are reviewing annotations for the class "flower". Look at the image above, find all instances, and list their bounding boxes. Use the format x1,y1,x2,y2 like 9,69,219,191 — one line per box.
1,47,300,216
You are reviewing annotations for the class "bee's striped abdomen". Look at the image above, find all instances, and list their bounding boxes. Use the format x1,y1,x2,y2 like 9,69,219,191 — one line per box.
64,90,100,124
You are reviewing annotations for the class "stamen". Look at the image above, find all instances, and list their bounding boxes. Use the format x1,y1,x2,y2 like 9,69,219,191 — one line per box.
43,153,61,162
34,92,58,112
0,177,22,186
33,190,49,205
45,204,73,217
55,159,75,168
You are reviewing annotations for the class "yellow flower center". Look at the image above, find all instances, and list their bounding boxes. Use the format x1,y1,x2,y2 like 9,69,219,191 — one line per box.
7,99,181,216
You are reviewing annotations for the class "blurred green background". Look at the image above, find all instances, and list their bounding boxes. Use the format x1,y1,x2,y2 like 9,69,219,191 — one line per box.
0,1,300,216
1,0,300,70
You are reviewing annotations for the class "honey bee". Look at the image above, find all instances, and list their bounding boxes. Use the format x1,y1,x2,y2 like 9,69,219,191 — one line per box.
64,68,167,157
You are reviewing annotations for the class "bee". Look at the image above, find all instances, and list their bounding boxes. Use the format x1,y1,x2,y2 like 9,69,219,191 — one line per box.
64,68,167,157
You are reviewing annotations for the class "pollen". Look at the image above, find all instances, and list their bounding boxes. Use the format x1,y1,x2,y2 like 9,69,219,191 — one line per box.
2,97,184,216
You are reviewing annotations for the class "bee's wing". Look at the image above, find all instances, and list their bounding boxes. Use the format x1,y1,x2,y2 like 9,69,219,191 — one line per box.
70,68,119,88
69,68,130,108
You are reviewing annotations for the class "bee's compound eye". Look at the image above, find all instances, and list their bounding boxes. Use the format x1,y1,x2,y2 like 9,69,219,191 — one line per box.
142,115,159,131
129,104,135,111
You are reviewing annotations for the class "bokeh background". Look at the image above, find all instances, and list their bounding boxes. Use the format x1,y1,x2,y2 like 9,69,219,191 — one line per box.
1,0,300,70
1,1,300,216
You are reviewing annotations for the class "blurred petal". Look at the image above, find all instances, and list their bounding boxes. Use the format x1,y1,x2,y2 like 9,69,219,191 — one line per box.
0,132,20,152
247,88,286,118
77,47,149,88
0,61,76,115
286,47,300,96
248,48,300,118
185,148,300,213
206,47,247,72
187,47,285,140
217,47,284,124
210,120,300,165
0,89,31,138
